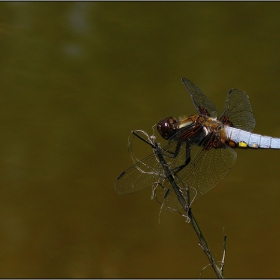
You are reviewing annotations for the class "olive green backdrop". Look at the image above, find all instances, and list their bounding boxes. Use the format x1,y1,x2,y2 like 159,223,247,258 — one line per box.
0,2,279,278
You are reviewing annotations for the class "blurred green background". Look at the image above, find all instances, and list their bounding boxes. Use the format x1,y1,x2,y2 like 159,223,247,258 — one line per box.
0,2,280,278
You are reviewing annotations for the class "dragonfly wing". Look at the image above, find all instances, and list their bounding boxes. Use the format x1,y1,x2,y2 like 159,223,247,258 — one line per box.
181,78,218,118
114,153,162,194
115,139,193,212
114,139,187,195
219,88,256,132
176,144,237,201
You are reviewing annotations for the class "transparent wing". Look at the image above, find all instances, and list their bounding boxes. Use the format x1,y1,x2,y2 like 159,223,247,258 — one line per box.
114,137,192,212
176,144,237,201
114,152,162,195
219,89,256,132
181,78,218,118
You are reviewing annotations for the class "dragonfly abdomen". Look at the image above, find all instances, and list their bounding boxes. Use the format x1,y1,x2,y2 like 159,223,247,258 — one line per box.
225,127,280,149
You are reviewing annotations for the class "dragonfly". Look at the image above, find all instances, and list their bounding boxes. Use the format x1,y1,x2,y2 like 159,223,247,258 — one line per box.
115,78,280,212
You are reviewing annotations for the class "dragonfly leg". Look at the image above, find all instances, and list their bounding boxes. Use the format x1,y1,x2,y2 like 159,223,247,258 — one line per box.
173,142,191,175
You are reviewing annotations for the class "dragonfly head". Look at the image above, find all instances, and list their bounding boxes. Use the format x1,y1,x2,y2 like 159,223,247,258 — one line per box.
157,116,178,140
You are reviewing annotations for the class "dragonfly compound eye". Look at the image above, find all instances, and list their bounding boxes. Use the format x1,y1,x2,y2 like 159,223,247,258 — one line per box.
157,116,177,140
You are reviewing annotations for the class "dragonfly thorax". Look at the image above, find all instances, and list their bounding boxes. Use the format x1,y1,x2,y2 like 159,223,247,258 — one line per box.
204,117,224,132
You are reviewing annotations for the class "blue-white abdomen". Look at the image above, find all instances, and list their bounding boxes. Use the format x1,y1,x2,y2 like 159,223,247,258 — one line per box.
225,127,280,149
